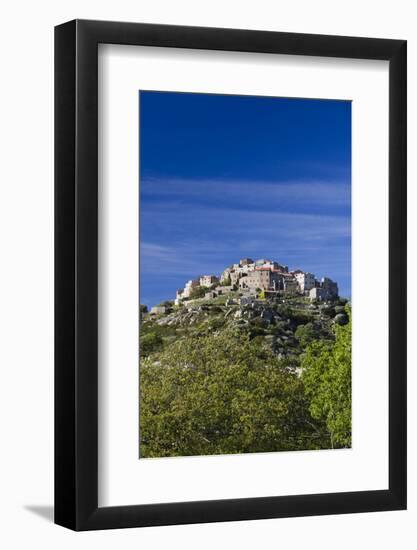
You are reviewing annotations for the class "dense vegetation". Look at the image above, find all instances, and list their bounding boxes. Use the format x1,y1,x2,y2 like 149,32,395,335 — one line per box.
301,308,351,448
139,294,351,457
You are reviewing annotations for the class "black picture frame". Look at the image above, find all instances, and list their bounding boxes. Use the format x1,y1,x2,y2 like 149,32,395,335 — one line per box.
55,19,407,531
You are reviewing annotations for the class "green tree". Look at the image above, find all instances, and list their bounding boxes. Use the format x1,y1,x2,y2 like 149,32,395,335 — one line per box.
140,328,327,457
139,304,148,321
295,322,331,348
189,286,206,300
140,332,163,357
207,317,225,331
301,308,351,448
158,300,174,308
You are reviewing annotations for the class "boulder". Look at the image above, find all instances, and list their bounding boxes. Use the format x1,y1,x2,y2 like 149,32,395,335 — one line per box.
260,309,274,323
334,313,349,326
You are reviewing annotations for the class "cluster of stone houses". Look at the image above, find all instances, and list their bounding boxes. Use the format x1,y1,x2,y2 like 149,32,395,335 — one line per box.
172,257,338,307
178,275,220,300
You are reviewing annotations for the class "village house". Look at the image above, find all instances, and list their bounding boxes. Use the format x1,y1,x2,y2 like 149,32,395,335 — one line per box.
239,258,254,266
183,279,199,297
321,277,338,298
214,285,233,295
309,277,339,301
230,270,240,286
199,275,219,287
150,305,167,315
220,267,232,283
321,277,339,296
255,258,271,266
283,277,299,293
239,269,271,291
309,287,325,301
223,258,256,285
175,278,199,304
295,271,316,293
173,257,339,305
256,259,288,272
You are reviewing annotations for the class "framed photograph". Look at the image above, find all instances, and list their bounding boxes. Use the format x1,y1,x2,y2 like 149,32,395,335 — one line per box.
55,19,406,530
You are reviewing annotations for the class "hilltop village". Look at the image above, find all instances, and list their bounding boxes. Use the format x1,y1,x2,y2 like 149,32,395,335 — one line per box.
149,257,338,314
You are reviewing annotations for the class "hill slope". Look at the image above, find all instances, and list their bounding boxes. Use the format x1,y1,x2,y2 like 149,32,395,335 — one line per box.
139,292,351,458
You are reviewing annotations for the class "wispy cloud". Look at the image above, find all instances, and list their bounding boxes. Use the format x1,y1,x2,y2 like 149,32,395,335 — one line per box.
141,176,350,216
141,203,351,246
140,177,352,306
139,93,351,306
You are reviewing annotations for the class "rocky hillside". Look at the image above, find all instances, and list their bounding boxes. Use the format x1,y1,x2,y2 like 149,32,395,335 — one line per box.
140,292,349,361
139,290,351,457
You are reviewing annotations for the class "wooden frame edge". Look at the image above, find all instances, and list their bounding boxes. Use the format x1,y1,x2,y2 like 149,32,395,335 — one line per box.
54,19,407,531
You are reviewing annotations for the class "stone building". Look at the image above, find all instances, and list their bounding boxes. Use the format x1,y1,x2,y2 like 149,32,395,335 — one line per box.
150,305,167,315
295,271,316,293
230,270,241,285
220,267,232,283
309,277,339,301
214,285,233,295
227,260,256,286
255,258,271,267
239,269,271,290
309,287,328,301
283,277,298,293
239,258,254,266
199,275,219,287
270,271,284,290
182,279,199,298
321,277,338,297
172,256,339,306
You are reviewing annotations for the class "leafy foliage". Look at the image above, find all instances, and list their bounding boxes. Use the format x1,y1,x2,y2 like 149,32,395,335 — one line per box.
207,317,225,331
139,294,351,457
301,307,351,448
189,286,206,300
140,332,163,357
140,328,330,457
158,300,174,308
295,322,332,348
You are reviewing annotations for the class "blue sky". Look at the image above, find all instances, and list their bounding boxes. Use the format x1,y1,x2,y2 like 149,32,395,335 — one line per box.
140,91,351,308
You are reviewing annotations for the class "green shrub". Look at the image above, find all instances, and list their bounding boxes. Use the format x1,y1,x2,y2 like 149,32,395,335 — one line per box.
301,308,351,448
208,317,224,330
140,332,163,357
295,322,324,347
189,286,206,300
158,300,174,308
140,328,328,457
